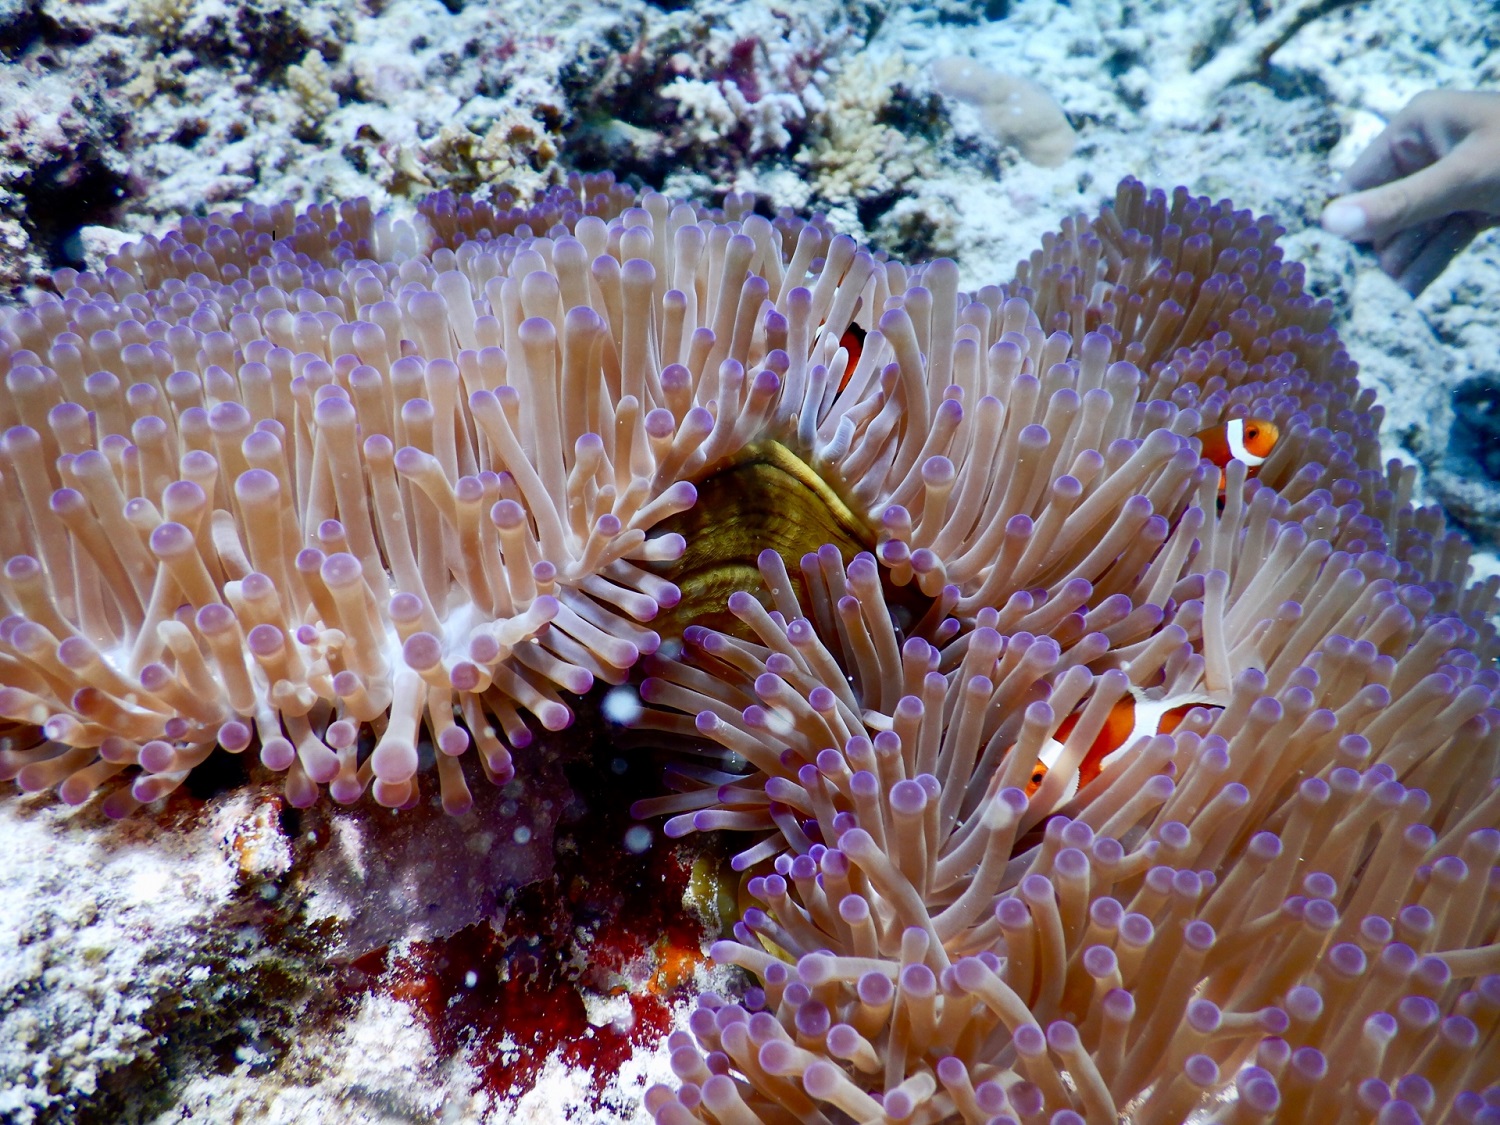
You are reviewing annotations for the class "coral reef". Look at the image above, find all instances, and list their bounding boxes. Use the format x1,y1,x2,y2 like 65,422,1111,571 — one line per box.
0,695,709,1123
0,789,329,1124
561,2,847,180
0,52,129,294
0,0,1498,1118
284,50,340,141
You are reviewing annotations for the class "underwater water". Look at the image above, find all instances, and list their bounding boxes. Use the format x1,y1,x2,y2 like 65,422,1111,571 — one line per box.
1,1,1499,1123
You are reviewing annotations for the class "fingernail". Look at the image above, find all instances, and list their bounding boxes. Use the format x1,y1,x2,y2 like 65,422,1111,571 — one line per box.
1321,200,1367,239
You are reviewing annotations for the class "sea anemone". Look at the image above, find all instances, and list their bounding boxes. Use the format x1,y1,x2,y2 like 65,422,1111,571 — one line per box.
1,174,1497,1122
0,175,839,815
638,544,1499,1121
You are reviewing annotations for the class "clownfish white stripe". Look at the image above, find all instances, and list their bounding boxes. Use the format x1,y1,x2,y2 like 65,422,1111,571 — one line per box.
1224,418,1265,466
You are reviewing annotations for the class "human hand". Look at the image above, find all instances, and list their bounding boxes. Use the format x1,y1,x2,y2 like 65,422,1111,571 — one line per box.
1320,90,1500,295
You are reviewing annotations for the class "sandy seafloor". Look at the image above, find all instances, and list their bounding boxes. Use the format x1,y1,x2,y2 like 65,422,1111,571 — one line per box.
0,0,1498,1121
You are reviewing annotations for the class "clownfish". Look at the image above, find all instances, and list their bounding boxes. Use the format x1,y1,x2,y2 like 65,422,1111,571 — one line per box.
1194,417,1280,490
1026,690,1215,800
836,323,866,393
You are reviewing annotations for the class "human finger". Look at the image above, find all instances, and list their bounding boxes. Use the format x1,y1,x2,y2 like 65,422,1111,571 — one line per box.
1339,118,1433,195
1373,220,1440,279
1323,144,1493,244
1393,212,1481,295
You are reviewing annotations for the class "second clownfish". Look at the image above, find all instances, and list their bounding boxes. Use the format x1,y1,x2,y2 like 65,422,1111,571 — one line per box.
1194,417,1280,490
1024,691,1211,799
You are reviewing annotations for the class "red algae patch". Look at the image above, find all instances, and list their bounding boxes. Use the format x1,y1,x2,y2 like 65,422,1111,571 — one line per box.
346,732,719,1116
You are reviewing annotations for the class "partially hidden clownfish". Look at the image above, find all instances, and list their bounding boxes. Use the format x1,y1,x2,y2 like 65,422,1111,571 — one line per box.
1024,690,1218,800
1194,417,1280,491
836,323,866,393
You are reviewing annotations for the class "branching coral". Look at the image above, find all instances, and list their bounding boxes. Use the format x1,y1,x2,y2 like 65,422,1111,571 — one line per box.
129,0,198,45
655,9,830,158
796,54,941,207
284,49,339,139
663,76,807,155
1,174,1497,1122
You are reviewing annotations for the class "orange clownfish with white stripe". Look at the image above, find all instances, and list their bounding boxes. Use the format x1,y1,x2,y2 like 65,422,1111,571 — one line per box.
1194,417,1280,490
1025,689,1218,800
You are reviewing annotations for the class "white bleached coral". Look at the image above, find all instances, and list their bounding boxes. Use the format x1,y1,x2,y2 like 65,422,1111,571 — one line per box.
662,76,809,155
662,78,742,144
